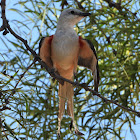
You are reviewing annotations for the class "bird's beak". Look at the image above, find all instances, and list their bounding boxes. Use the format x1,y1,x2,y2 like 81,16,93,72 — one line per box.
79,12,91,17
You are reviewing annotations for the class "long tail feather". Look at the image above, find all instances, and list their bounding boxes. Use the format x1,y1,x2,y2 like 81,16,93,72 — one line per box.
58,79,83,136
57,82,67,136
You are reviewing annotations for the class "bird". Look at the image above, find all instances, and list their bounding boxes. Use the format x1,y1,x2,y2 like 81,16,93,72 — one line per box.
39,8,99,137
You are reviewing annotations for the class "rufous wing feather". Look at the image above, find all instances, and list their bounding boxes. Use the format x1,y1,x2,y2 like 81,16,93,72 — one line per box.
39,36,53,68
78,38,99,92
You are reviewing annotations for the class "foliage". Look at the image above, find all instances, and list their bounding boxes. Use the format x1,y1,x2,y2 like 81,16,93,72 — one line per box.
0,0,140,139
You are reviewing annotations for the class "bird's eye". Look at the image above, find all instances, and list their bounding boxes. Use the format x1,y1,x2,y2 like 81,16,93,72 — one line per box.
71,11,75,14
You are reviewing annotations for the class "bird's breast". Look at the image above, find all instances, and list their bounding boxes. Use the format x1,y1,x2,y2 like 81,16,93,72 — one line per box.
51,33,79,70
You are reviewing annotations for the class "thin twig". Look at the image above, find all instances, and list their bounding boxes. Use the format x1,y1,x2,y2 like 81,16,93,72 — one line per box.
103,0,138,17
0,59,37,108
12,59,37,95
91,19,111,44
74,0,85,10
61,0,68,9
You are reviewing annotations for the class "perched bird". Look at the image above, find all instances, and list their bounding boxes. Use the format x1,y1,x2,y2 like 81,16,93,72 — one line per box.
39,8,99,136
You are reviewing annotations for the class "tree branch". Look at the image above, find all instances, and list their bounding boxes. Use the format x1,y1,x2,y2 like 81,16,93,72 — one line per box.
103,0,137,17
0,0,9,34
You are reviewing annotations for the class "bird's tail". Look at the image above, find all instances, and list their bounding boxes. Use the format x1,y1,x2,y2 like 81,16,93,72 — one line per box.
66,81,74,117
58,80,83,135
66,82,84,135
58,80,74,121
57,82,67,136
58,82,67,122
57,81,74,135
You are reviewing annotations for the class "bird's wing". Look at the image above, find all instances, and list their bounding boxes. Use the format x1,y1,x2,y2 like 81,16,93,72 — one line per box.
78,38,99,92
39,36,53,68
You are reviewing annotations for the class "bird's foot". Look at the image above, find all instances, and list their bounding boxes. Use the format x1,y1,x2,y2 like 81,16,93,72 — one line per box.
75,129,84,136
70,120,73,131
57,130,61,138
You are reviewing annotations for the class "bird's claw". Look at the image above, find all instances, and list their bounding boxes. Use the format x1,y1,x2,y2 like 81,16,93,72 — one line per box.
57,131,61,138
70,120,73,131
75,129,84,136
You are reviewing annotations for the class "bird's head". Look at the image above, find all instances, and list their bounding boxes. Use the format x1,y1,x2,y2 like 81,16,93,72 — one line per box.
58,8,91,27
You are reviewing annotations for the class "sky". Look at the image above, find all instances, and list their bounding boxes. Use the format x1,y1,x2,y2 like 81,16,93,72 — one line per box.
0,0,140,140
